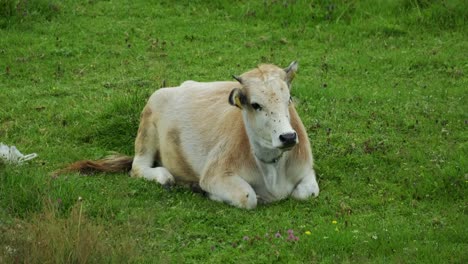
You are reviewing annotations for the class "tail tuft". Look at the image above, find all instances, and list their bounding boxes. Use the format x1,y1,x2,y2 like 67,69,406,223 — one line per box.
53,155,133,176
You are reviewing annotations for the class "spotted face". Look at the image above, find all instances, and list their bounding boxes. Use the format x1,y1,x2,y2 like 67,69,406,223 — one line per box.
229,62,299,151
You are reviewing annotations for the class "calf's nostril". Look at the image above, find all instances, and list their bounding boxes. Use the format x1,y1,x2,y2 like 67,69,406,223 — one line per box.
279,132,297,143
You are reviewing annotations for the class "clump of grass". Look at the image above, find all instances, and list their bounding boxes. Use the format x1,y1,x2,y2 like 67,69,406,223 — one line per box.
0,0,63,28
0,198,134,263
398,0,467,30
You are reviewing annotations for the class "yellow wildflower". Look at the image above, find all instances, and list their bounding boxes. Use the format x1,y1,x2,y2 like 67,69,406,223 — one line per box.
332,220,338,224
305,231,312,235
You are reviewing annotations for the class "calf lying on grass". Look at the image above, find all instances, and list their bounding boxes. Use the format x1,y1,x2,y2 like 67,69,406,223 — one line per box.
60,62,319,209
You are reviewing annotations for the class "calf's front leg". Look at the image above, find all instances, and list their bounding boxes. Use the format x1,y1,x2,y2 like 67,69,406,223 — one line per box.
291,168,320,200
200,173,257,209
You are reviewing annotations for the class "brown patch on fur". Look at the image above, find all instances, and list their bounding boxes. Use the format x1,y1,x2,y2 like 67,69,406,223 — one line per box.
240,64,286,83
200,111,256,187
135,106,154,155
288,104,312,164
161,127,198,182
167,127,180,146
53,155,133,176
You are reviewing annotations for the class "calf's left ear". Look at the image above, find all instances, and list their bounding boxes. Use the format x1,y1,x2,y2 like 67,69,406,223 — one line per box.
284,61,298,87
229,88,246,109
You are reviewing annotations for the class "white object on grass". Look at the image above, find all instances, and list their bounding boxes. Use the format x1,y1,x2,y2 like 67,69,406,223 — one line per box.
0,143,37,165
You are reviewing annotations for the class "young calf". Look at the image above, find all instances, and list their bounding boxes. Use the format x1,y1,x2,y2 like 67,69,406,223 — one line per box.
62,62,319,209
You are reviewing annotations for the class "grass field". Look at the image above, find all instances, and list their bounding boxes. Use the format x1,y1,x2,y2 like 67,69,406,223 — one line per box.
0,0,467,263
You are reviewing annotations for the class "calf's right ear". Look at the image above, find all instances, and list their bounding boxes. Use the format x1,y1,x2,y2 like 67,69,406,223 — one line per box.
229,88,246,109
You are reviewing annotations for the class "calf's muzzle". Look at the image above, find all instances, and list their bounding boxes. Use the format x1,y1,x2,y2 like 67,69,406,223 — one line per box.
279,132,297,148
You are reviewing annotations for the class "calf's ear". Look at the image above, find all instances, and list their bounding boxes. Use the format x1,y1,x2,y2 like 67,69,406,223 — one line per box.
284,61,298,87
229,88,246,109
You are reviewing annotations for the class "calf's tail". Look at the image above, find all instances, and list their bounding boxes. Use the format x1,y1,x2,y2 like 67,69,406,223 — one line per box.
53,155,133,176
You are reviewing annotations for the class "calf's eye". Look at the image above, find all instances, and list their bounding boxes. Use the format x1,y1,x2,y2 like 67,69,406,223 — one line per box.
251,103,262,111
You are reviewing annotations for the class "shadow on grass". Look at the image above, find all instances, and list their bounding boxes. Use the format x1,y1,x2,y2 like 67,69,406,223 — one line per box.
78,87,151,155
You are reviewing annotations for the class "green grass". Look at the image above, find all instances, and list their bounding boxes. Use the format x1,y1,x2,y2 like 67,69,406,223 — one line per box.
0,0,467,263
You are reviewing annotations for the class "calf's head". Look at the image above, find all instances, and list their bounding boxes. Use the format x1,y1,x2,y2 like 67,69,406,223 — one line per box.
229,62,299,151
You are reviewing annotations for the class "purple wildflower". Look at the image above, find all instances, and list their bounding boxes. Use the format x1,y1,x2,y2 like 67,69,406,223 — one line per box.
286,229,299,241
275,231,282,238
